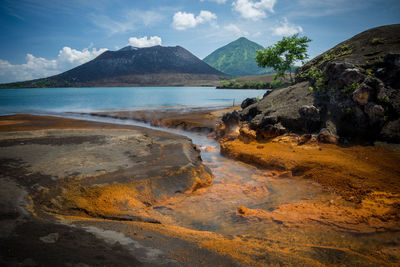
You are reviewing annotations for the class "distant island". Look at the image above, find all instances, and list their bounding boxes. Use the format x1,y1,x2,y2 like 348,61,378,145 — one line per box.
0,37,279,89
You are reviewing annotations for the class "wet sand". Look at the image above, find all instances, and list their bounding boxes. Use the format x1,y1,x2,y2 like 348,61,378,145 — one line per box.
1,113,400,266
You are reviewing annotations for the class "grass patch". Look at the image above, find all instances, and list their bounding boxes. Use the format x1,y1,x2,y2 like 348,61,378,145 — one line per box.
371,37,385,45
219,79,288,89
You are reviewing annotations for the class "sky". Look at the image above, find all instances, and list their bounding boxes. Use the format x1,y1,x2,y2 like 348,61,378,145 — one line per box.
0,0,399,83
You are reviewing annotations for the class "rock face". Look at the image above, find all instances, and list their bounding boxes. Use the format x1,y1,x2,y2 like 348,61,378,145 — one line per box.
222,24,400,143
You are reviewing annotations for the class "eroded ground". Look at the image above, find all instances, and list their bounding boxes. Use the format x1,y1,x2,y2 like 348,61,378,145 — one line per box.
1,113,400,266
88,106,239,133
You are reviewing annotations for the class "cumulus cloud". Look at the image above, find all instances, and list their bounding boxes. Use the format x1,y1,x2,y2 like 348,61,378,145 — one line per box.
0,47,107,83
172,10,217,30
273,17,303,36
128,36,162,48
232,0,276,21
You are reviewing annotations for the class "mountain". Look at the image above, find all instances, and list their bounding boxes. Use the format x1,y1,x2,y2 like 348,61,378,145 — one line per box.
203,37,273,77
0,45,230,88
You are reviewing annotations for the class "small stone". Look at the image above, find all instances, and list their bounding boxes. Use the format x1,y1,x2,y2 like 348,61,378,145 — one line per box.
317,128,338,144
241,97,257,109
39,232,59,244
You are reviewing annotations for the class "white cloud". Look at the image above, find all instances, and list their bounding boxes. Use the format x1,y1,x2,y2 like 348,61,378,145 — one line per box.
58,47,108,65
172,10,217,30
128,36,162,48
224,24,249,37
232,0,276,21
0,46,108,83
200,0,227,3
273,18,303,36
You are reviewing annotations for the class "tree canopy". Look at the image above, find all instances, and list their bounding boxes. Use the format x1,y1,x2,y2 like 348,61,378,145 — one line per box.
255,34,311,82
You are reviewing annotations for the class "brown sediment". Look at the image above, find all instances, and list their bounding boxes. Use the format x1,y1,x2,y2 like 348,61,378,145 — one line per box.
220,134,400,235
1,113,400,265
221,134,400,202
0,114,140,132
89,106,240,133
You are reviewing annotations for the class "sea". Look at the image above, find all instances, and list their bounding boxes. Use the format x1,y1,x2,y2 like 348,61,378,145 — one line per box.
0,87,265,115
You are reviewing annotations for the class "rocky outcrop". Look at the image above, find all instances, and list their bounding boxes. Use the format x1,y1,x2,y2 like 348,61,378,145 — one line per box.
221,25,400,144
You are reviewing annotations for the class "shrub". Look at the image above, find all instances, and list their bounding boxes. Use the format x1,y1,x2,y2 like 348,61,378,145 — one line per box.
371,37,385,45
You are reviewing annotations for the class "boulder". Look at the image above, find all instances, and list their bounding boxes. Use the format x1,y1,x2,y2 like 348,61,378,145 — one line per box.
298,105,321,132
337,68,365,89
256,123,286,140
222,110,240,127
364,103,385,120
241,97,257,109
298,105,320,121
353,83,372,105
380,119,400,143
324,62,351,79
240,104,262,122
317,128,338,144
325,62,365,90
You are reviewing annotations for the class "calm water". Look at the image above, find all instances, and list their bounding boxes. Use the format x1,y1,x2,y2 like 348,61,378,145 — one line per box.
0,87,265,115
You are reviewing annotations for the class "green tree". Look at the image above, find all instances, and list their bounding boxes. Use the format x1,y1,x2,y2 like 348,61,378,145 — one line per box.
256,34,311,83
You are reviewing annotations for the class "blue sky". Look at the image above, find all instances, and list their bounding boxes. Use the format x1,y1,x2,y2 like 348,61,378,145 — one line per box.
0,0,399,83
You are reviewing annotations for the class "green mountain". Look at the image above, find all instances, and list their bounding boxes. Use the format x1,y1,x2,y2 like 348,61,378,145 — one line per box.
203,37,273,77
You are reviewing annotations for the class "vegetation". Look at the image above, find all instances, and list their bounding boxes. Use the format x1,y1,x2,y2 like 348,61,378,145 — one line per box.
341,82,360,94
218,78,288,89
203,37,273,76
256,34,311,83
371,37,385,45
297,66,327,92
322,44,352,62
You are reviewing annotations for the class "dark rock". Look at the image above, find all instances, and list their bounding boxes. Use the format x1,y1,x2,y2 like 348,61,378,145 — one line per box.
317,128,338,144
256,123,286,140
384,53,400,67
337,68,365,89
240,104,261,122
259,115,278,127
241,98,257,109
263,90,272,98
353,82,372,105
364,103,385,119
324,62,351,79
222,110,240,126
299,105,320,121
298,105,321,132
380,119,400,143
